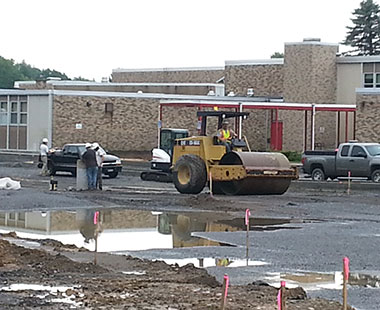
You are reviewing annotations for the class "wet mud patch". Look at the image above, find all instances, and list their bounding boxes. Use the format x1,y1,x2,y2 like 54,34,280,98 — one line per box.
0,235,350,309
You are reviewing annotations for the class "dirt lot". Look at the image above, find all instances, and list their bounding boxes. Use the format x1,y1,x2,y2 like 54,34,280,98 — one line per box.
1,161,371,309
0,233,349,310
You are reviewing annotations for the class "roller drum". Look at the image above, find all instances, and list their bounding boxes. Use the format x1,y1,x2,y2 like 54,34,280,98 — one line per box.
216,151,293,195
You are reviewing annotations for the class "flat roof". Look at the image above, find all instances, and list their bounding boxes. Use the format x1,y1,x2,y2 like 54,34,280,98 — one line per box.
0,89,356,112
285,41,338,47
160,100,356,112
0,88,275,101
112,66,224,73
337,56,380,64
0,89,51,96
14,80,224,88
225,59,284,66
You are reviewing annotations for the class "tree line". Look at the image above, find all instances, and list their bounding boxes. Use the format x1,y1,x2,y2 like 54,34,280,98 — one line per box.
0,56,89,89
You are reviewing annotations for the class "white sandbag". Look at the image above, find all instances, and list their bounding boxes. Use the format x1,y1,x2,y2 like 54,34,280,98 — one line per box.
0,177,21,190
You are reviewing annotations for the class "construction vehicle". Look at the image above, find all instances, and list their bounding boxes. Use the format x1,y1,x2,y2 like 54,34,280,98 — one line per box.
171,111,298,195
140,128,189,182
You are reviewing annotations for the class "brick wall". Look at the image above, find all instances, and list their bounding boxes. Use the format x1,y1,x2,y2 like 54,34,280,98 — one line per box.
112,69,224,84
225,64,284,97
356,93,380,142
283,42,339,151
52,95,160,152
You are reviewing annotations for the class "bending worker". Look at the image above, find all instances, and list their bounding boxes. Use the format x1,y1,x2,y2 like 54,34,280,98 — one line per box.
217,120,237,152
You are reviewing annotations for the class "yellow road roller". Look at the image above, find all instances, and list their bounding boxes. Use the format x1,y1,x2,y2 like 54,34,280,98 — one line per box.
171,111,298,195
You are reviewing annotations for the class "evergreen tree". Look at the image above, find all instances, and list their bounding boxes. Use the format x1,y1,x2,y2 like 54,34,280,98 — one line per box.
270,52,284,59
343,0,380,55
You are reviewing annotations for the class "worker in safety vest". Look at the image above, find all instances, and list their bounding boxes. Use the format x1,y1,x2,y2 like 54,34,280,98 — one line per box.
217,120,237,152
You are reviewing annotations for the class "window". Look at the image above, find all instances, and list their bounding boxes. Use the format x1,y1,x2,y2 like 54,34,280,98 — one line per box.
351,146,366,157
362,63,380,88
105,102,113,113
0,102,7,125
20,102,27,124
365,145,380,156
0,96,28,150
341,145,350,157
10,102,18,124
66,146,78,155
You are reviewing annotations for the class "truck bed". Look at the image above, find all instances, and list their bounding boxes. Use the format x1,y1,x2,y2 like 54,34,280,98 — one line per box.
303,150,336,156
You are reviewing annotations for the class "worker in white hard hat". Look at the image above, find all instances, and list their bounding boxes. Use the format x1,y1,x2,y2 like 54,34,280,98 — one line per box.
39,138,50,176
82,143,98,190
92,142,105,190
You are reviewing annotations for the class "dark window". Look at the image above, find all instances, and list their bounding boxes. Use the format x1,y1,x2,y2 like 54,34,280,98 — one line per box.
341,145,350,157
105,102,113,113
66,146,78,155
351,146,366,157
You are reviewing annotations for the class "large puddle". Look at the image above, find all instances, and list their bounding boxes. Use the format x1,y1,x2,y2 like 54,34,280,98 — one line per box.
1,208,380,309
0,208,296,252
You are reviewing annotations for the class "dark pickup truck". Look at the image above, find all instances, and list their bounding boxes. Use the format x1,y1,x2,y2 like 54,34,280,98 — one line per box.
302,142,380,182
47,143,122,178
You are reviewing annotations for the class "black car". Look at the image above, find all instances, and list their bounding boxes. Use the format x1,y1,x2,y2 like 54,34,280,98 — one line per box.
47,143,122,178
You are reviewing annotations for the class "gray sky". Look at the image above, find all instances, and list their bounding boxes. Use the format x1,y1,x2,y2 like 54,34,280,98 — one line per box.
1,0,368,81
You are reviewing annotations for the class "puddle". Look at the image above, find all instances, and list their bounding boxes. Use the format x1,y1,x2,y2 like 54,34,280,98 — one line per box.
0,284,82,306
265,271,380,290
0,208,299,252
160,257,268,268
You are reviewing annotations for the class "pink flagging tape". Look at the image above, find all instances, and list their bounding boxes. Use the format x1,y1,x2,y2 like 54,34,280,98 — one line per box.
277,281,285,310
277,289,281,310
343,257,350,281
93,211,99,225
224,275,229,298
245,209,251,226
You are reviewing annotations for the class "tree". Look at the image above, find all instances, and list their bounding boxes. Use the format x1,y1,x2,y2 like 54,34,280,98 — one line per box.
0,57,24,88
342,0,380,55
0,56,74,88
270,52,284,59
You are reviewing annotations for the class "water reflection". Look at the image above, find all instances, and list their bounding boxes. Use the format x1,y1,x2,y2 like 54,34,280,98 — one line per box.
0,209,294,252
266,271,380,290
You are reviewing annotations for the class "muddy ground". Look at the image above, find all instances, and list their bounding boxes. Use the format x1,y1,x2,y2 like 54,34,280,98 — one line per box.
0,234,348,310
0,161,374,309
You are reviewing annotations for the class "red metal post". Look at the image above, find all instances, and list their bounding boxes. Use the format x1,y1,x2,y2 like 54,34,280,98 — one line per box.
345,111,349,142
337,111,340,147
304,110,308,151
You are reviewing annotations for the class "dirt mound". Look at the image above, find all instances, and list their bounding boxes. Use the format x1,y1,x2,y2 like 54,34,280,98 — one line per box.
0,237,347,310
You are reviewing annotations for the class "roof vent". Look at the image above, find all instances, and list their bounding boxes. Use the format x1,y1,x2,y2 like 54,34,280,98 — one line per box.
247,88,254,97
227,91,235,97
46,77,62,81
303,38,321,42
207,90,215,96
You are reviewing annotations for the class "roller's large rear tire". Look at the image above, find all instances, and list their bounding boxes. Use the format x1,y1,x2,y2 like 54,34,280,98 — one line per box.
173,155,207,194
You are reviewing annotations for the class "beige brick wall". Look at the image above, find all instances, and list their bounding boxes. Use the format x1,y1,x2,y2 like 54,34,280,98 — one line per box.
52,95,160,152
283,42,339,151
225,64,284,97
112,69,224,84
356,93,380,142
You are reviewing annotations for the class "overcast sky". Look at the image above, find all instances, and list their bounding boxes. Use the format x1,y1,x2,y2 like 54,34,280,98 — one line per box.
0,0,370,81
